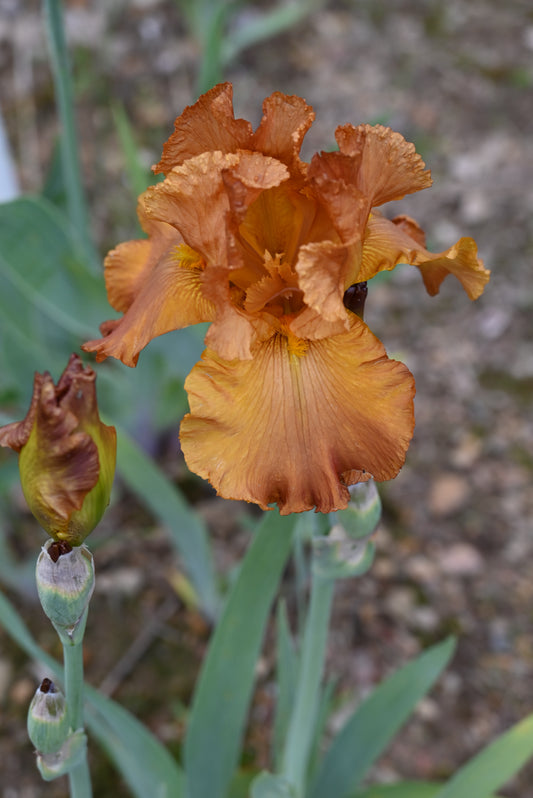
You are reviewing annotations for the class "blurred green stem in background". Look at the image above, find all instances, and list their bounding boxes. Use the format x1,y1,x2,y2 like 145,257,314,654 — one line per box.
43,0,99,270
177,0,325,96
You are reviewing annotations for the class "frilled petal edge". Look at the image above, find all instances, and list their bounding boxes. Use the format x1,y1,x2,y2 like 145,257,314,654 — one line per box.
154,83,253,175
180,320,415,514
335,124,432,208
360,213,490,299
83,245,215,366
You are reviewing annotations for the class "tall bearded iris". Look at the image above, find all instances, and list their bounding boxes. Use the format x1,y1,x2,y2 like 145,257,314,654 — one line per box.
83,84,489,514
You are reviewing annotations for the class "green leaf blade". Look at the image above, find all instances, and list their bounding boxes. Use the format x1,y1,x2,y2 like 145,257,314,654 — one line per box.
85,689,185,798
354,783,441,798
184,511,295,798
309,638,456,798
434,712,533,798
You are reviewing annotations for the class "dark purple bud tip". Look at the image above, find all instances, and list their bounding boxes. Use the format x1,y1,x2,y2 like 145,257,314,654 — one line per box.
40,678,56,694
343,282,368,318
48,540,73,563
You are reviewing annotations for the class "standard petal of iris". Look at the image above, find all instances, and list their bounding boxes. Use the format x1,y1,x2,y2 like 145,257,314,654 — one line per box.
252,91,315,175
180,320,415,514
83,246,215,366
308,150,369,243
335,124,432,207
145,151,288,268
360,213,490,299
153,82,253,175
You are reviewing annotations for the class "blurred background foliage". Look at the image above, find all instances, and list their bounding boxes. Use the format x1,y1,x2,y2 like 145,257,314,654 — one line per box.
0,0,532,795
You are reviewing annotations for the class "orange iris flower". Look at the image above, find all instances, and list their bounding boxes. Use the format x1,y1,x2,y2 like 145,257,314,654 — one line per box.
83,83,489,514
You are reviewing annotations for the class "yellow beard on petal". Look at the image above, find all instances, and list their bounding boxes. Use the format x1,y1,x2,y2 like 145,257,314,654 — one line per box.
172,243,205,271
279,323,309,358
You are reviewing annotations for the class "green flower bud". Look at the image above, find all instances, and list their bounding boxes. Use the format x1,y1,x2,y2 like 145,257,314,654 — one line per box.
314,482,381,580
0,353,116,545
36,540,95,633
27,678,69,754
332,480,382,540
312,524,376,580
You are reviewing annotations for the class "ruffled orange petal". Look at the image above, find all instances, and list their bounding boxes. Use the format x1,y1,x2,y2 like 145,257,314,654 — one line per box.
204,305,257,361
144,151,241,267
252,92,315,176
104,223,180,315
360,213,490,299
295,238,360,325
335,124,432,207
288,306,349,341
83,245,215,366
145,151,289,272
308,150,368,242
180,319,415,514
222,152,290,224
153,83,253,175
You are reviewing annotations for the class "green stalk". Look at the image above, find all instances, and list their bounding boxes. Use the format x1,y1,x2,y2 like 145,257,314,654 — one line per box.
282,570,335,796
43,0,98,270
67,758,93,798
62,612,93,798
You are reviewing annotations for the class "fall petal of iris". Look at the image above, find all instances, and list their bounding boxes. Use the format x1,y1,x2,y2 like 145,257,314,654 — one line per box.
360,213,490,299
83,248,215,366
104,219,180,314
335,124,432,207
180,320,415,514
103,191,180,313
154,83,253,175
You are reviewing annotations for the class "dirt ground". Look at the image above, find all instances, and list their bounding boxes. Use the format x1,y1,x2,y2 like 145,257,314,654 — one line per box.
1,0,533,795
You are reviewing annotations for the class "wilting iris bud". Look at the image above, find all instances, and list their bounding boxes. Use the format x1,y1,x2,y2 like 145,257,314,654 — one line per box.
0,354,116,545
27,678,69,755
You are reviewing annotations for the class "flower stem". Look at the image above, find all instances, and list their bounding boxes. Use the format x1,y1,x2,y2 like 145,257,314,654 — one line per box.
282,569,335,796
68,756,93,798
63,634,85,732
42,0,98,270
63,622,93,798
